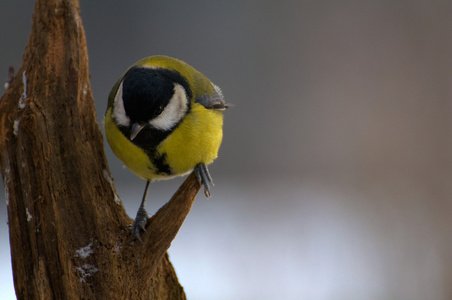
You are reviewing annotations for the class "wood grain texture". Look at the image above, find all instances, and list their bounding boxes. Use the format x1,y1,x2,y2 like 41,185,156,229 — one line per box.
0,0,196,298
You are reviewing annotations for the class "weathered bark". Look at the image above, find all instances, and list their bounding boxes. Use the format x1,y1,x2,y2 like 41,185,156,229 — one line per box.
0,0,198,299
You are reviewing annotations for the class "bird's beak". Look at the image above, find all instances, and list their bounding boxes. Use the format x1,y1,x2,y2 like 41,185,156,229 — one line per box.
130,122,146,140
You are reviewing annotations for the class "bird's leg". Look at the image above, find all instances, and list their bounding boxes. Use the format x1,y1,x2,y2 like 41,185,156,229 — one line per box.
195,163,214,198
132,180,150,242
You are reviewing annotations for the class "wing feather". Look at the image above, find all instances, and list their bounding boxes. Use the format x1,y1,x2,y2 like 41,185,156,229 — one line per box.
195,83,229,110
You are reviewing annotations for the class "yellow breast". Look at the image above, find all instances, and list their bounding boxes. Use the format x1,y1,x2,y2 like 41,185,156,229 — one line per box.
104,104,223,181
158,104,223,175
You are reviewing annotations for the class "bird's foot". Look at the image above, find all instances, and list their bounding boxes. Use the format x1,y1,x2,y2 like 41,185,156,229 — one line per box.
131,206,149,243
195,163,214,198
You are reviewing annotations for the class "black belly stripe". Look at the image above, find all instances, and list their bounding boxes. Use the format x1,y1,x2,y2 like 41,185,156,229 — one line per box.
151,152,172,175
119,125,173,175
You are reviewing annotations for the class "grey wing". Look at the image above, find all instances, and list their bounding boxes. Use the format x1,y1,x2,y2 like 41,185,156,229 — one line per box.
195,83,228,110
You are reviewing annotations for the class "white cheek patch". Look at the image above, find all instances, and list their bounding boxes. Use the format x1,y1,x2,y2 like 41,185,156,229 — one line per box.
149,84,189,131
113,81,131,127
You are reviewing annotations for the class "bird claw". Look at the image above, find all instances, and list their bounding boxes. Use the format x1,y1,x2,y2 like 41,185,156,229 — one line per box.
195,163,214,198
131,206,149,243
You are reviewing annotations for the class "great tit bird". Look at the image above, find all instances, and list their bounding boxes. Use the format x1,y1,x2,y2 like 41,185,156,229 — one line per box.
104,55,227,240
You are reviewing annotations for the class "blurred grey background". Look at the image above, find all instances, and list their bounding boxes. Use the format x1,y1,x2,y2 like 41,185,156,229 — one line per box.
1,1,452,299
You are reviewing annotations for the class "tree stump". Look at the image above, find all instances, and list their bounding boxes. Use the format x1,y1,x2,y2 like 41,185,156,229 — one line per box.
0,0,198,298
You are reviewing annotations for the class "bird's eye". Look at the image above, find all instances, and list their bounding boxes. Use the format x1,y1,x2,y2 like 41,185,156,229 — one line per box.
155,106,164,116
